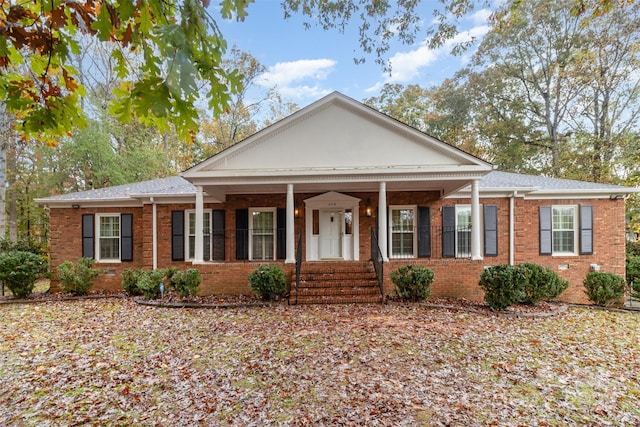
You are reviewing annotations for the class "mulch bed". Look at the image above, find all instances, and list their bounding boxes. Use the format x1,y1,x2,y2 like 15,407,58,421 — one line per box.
4,291,636,317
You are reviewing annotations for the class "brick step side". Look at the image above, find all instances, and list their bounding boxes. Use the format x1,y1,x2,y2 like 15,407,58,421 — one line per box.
293,295,383,305
291,286,380,297
297,279,379,289
301,273,378,282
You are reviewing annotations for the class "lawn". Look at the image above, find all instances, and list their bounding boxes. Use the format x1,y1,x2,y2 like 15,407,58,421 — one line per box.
0,299,638,426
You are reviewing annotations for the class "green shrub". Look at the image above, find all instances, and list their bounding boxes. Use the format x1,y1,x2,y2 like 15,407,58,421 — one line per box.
0,251,47,298
584,272,625,306
626,240,640,258
121,268,145,296
0,238,46,255
478,265,526,310
625,256,640,298
518,263,569,305
136,269,168,300
57,257,102,295
390,265,434,302
170,268,201,299
248,265,287,300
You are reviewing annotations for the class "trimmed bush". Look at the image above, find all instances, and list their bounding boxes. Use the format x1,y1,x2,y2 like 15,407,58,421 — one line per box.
478,265,526,310
390,265,434,302
518,263,569,305
170,268,201,299
122,268,145,296
584,272,625,306
248,265,287,300
57,257,102,295
0,251,47,298
137,269,168,300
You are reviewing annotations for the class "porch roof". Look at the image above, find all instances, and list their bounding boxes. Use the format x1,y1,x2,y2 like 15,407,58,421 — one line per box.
35,171,639,208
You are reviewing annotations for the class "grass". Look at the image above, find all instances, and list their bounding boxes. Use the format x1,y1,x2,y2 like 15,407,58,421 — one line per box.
0,299,638,426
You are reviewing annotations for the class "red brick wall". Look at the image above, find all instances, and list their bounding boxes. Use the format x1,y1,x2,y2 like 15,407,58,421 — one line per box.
47,193,626,304
48,206,145,292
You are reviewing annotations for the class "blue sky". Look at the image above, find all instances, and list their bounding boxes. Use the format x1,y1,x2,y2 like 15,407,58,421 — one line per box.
215,2,493,106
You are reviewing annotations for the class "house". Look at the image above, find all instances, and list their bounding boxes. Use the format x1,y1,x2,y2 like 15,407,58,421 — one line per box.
36,92,638,304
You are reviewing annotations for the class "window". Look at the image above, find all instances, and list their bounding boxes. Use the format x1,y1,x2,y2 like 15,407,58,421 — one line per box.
456,206,472,258
250,208,275,260
390,206,416,258
97,214,120,261
552,206,577,255
186,210,212,260
345,209,353,235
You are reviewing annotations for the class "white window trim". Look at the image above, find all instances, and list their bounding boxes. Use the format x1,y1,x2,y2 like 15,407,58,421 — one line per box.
95,213,121,263
185,209,213,261
552,205,578,256
389,205,417,259
249,207,277,261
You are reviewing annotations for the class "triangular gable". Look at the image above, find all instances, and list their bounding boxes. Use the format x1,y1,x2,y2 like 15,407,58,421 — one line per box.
304,191,361,206
183,92,491,179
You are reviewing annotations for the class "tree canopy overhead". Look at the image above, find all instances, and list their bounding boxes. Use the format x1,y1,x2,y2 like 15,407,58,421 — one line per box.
0,0,250,143
0,0,631,144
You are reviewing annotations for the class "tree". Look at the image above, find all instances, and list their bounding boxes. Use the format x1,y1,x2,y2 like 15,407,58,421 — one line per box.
1,0,630,145
0,0,247,143
470,0,586,177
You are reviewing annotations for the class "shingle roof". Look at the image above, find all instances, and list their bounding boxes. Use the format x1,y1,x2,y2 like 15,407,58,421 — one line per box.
479,171,634,192
36,176,195,202
35,171,637,204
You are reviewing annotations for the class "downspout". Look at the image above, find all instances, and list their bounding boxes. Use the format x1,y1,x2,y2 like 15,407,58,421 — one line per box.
151,197,158,270
509,191,516,266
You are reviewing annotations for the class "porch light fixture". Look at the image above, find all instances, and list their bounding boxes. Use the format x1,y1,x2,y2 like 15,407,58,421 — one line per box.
294,202,299,218
366,198,372,217
71,204,80,209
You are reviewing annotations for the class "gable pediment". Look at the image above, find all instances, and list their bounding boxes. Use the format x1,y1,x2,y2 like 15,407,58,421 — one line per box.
304,191,361,206
183,92,491,180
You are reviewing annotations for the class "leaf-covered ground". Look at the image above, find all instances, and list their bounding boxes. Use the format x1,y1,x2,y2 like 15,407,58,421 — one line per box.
0,300,638,426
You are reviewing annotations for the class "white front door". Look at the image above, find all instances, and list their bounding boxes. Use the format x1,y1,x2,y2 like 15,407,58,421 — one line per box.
320,210,343,259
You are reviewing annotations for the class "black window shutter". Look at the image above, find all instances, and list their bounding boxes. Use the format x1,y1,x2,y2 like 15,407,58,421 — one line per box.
276,207,286,260
442,206,455,258
120,214,133,262
236,209,249,260
580,205,593,255
484,205,498,257
212,210,225,261
171,211,185,261
82,214,95,259
539,206,552,255
417,206,431,258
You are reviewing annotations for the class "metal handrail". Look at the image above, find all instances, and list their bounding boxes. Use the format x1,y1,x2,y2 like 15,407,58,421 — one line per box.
294,232,302,305
370,228,384,300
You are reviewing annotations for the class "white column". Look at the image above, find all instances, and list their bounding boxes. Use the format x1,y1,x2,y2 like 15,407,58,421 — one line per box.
285,183,295,263
194,186,204,263
471,179,482,260
151,198,157,270
378,181,388,261
509,192,516,266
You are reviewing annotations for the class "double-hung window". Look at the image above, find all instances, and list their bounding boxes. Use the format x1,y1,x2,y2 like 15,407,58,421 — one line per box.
390,206,416,258
250,208,276,260
97,214,120,261
540,205,590,256
552,206,577,255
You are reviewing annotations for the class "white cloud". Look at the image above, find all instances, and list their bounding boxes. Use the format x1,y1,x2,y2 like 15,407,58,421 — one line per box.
369,21,491,88
279,85,332,100
257,59,336,88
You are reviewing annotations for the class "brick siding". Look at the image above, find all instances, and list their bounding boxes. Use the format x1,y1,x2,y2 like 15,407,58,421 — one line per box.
47,193,626,304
